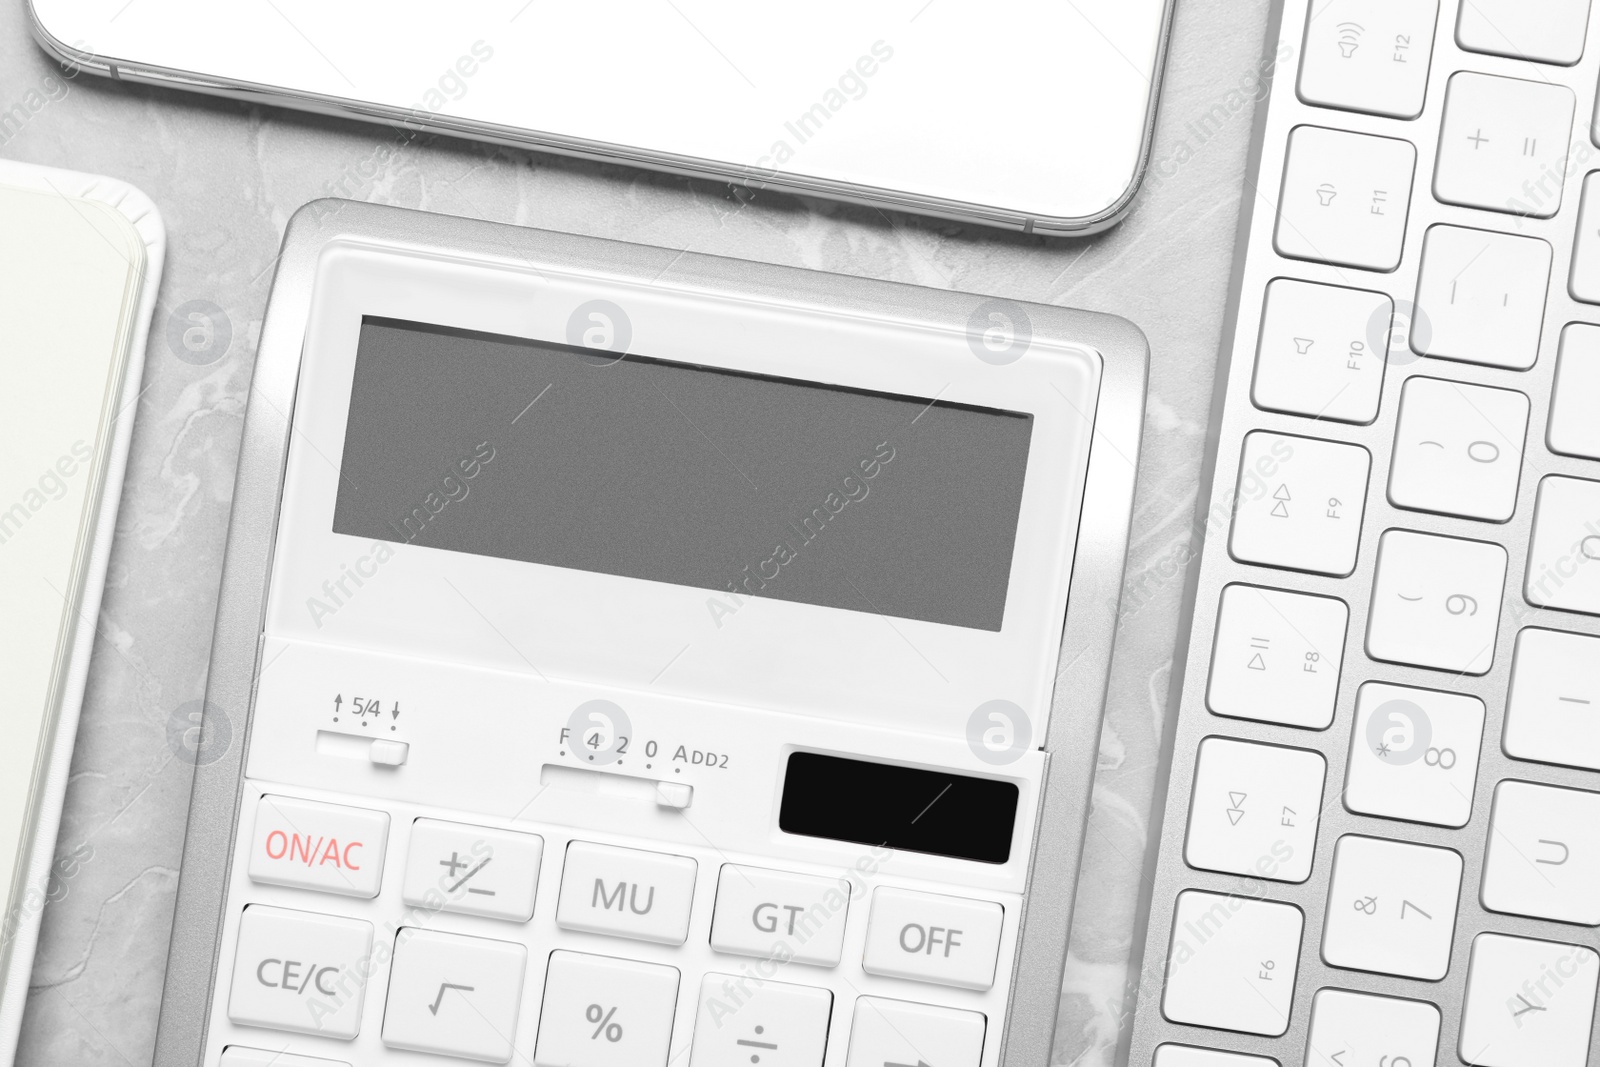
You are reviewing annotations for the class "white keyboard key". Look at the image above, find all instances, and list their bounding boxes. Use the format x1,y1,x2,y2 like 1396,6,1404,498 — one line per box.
861,887,1003,991
1413,225,1551,369
709,864,849,967
1185,737,1325,882
1434,73,1576,217
1297,0,1439,119
1459,933,1599,1067
227,905,373,1040
1321,835,1461,980
1274,126,1416,271
1526,476,1600,615
1306,989,1440,1067
845,997,984,1067
1207,584,1348,729
1549,324,1600,459
1482,780,1600,926
1503,628,1600,771
401,819,542,922
557,841,697,945
382,929,527,1062
1388,376,1529,521
247,795,389,899
220,1050,350,1067
1230,432,1370,576
1152,1046,1277,1067
1345,682,1484,827
1162,891,1303,1036
1252,279,1390,423
1458,0,1591,65
1569,174,1600,303
691,974,831,1067
534,952,679,1067
1367,529,1506,674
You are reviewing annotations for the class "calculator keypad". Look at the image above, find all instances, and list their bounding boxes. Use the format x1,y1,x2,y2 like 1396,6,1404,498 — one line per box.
221,795,1003,1064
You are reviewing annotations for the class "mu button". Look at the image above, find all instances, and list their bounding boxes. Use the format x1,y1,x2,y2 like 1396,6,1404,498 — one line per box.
556,841,697,945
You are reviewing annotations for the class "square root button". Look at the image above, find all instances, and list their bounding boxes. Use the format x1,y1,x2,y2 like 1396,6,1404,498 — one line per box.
845,997,985,1067
382,928,528,1063
861,887,1003,991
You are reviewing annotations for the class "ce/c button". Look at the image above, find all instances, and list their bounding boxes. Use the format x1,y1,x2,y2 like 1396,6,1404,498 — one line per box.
861,887,1003,991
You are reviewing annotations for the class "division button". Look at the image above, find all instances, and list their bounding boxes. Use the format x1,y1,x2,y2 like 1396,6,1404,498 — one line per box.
709,864,850,967
247,794,389,899
860,887,1003,991
689,973,831,1067
844,997,985,1067
534,951,679,1067
226,905,373,1040
556,841,697,945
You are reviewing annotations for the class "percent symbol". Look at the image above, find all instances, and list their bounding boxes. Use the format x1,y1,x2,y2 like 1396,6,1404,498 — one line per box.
586,1003,624,1042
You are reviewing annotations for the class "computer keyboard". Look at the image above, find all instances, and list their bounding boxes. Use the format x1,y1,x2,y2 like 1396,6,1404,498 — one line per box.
1129,2,1600,1066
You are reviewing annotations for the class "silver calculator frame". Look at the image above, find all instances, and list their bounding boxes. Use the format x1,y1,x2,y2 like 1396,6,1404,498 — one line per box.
151,199,1148,1067
1127,1,1600,1065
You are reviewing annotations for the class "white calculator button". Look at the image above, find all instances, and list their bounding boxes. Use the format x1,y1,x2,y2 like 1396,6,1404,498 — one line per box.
1459,933,1599,1067
382,928,527,1063
227,905,373,1040
690,973,831,1067
1434,73,1576,217
1207,584,1348,729
1184,737,1325,883
1345,682,1484,827
220,1049,351,1067
401,819,542,922
534,951,679,1067
1229,432,1370,577
556,841,697,945
1388,377,1529,522
844,997,985,1067
1503,628,1600,771
1252,279,1390,424
1367,529,1506,674
247,795,389,899
1297,0,1438,119
1306,989,1440,1067
1162,891,1302,1036
1525,476,1600,615
1152,1045,1278,1067
1457,0,1591,65
1570,175,1600,303
1274,126,1416,272
1482,780,1600,926
1321,835,1461,980
861,887,1003,991
709,864,848,967
1549,324,1600,459
1413,225,1552,369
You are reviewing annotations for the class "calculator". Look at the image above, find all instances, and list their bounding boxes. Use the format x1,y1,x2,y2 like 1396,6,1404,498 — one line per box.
152,200,1147,1067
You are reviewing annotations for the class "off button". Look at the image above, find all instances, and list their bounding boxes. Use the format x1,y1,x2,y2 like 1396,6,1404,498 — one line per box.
861,887,1002,991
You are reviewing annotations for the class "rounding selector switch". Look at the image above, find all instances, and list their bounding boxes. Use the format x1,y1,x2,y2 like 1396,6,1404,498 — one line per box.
654,781,692,809
368,739,409,767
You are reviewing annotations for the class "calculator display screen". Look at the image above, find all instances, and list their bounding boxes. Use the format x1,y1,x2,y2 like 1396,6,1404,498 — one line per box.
779,752,1019,863
332,318,1034,631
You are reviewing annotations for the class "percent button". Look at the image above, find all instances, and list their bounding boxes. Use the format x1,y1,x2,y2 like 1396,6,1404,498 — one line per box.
535,951,680,1067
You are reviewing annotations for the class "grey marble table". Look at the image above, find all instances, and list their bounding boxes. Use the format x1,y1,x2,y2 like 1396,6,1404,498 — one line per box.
0,0,1273,1062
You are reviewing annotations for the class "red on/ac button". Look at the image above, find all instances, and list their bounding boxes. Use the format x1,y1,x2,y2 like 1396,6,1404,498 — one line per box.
248,794,390,898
